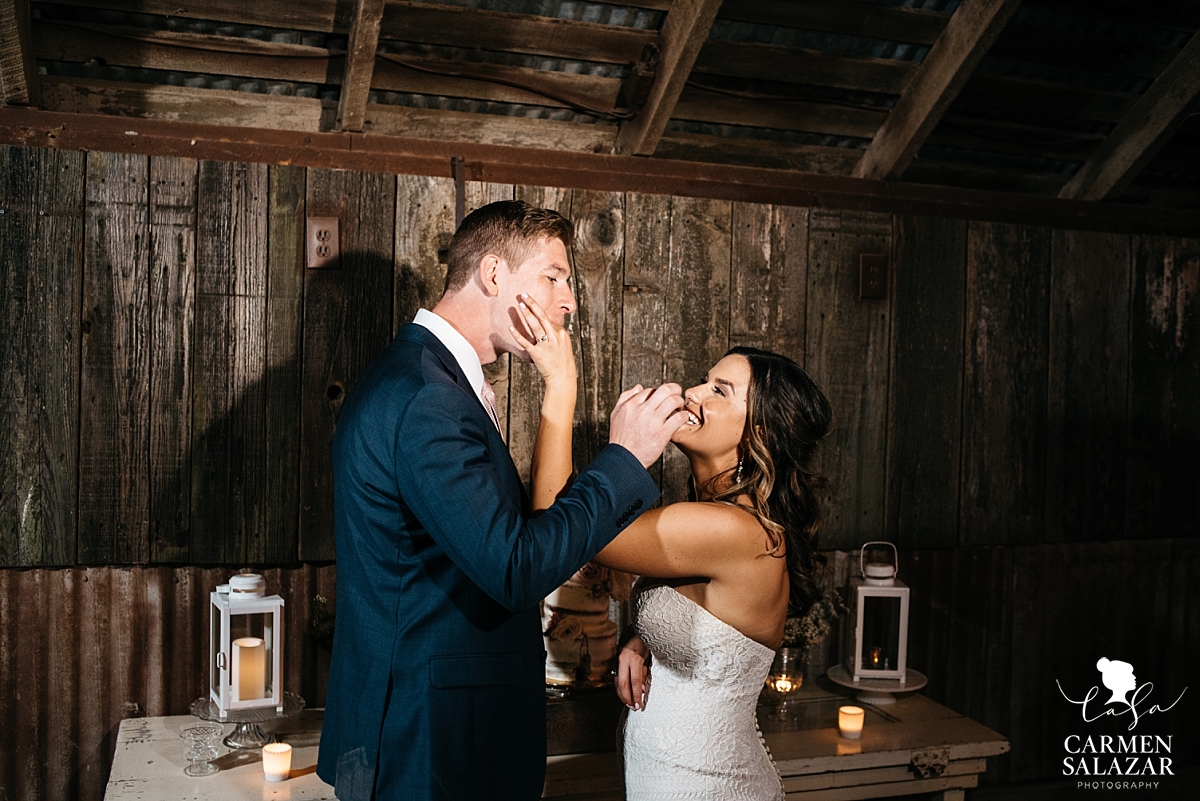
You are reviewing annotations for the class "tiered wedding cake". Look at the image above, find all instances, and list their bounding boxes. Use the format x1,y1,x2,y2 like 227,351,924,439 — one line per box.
542,564,631,687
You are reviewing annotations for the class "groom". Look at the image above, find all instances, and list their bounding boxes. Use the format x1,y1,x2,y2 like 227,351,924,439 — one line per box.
316,200,686,800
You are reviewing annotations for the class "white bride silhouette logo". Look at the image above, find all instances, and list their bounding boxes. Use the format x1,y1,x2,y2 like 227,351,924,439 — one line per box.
1057,657,1187,731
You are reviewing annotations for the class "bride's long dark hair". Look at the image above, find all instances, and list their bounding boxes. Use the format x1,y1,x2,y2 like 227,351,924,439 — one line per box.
705,346,833,617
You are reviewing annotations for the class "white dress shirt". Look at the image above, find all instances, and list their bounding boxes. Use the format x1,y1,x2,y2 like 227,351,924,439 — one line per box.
412,308,489,405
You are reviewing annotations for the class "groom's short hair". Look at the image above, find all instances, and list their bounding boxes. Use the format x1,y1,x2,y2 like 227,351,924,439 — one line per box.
443,200,574,293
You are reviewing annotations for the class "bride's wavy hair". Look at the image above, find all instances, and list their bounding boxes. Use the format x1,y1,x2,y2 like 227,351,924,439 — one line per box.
706,346,833,617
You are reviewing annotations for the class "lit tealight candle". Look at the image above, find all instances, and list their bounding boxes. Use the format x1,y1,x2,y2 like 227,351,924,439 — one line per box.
262,743,292,782
838,705,864,740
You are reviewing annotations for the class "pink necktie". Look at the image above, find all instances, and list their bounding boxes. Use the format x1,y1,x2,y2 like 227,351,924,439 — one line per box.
480,381,502,436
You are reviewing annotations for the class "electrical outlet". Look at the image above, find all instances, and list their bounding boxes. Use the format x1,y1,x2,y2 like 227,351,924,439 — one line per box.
859,253,887,300
307,217,340,269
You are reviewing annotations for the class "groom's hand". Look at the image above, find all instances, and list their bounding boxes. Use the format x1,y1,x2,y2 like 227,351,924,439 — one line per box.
609,383,687,469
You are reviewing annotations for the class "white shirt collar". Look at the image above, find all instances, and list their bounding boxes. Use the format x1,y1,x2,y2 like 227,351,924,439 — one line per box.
413,308,487,400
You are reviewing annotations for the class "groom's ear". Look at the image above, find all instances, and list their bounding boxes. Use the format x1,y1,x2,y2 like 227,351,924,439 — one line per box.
478,253,504,297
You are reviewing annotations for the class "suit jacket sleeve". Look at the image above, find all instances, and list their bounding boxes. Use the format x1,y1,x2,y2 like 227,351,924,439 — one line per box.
393,379,657,612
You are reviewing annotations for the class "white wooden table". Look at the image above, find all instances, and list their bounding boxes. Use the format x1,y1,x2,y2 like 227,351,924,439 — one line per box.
543,684,1010,801
104,709,335,800
107,687,1008,801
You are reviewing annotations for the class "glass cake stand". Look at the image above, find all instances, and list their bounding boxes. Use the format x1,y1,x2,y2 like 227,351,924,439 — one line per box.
189,692,306,749
826,664,927,706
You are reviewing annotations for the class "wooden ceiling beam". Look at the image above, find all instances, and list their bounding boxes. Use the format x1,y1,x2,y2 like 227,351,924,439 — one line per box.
4,106,1200,236
613,0,723,156
1058,31,1200,201
0,0,39,106
337,0,385,133
852,0,1022,181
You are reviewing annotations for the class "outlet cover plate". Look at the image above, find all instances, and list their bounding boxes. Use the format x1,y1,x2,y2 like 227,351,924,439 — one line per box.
307,217,340,269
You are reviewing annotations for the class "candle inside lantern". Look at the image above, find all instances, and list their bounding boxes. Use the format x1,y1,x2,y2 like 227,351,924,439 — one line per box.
232,637,266,701
262,742,292,782
838,705,865,739
870,646,882,668
771,676,794,694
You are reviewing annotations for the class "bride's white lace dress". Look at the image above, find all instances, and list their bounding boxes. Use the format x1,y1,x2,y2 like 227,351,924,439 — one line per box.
623,584,785,800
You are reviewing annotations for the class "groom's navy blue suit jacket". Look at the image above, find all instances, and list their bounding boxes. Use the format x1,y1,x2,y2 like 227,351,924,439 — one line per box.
316,324,658,800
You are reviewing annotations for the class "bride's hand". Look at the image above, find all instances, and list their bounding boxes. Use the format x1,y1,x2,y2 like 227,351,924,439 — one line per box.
510,294,576,389
616,634,651,711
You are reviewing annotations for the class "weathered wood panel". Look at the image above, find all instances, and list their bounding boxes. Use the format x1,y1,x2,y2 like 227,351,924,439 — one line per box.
662,196,732,504
1126,235,1200,540
148,156,197,563
960,222,1051,547
394,174,454,331
1045,230,1130,543
729,202,808,361
192,161,269,565
0,564,337,801
299,168,395,561
805,209,892,549
621,192,673,489
569,190,625,467
264,165,306,564
510,185,572,490
887,215,967,550
0,145,83,567
80,151,150,565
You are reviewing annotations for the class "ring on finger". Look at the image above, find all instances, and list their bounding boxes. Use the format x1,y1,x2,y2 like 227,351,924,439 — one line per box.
540,335,548,341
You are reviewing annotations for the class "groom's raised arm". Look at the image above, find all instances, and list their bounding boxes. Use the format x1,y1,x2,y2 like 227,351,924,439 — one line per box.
393,382,666,612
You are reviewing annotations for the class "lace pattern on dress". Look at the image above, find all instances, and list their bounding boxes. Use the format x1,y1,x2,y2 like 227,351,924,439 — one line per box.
623,584,785,801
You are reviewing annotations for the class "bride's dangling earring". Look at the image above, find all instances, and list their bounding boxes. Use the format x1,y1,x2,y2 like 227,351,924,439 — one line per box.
734,457,744,485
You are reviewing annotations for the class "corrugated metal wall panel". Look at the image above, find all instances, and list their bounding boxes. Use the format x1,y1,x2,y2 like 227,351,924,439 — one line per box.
0,564,335,801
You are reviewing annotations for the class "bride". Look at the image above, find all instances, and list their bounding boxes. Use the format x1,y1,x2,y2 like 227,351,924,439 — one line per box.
514,296,832,800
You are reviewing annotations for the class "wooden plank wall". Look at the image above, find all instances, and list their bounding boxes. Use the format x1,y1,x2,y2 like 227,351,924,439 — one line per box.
1,143,1198,799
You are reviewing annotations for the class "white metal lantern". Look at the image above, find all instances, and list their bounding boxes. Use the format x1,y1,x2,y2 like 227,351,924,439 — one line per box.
209,574,285,719
845,542,909,685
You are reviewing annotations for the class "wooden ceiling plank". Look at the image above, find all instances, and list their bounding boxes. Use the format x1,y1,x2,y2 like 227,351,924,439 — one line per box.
1,0,39,106
672,87,884,139
337,0,384,133
695,40,912,95
39,75,336,130
716,0,948,46
365,103,616,153
655,129,861,174
35,20,622,115
852,0,1023,181
381,3,653,65
38,0,343,32
613,0,723,156
1058,31,1200,201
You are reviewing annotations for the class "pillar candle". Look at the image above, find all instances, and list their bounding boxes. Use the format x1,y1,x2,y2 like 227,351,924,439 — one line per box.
232,637,266,701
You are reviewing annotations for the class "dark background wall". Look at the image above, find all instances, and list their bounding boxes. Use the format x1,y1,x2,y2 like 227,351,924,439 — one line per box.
1,143,1197,800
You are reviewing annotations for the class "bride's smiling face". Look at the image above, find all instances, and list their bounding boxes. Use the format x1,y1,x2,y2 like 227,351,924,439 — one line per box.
672,354,752,459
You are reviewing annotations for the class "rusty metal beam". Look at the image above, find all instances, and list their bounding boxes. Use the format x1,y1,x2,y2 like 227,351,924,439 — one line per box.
1,107,1199,235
